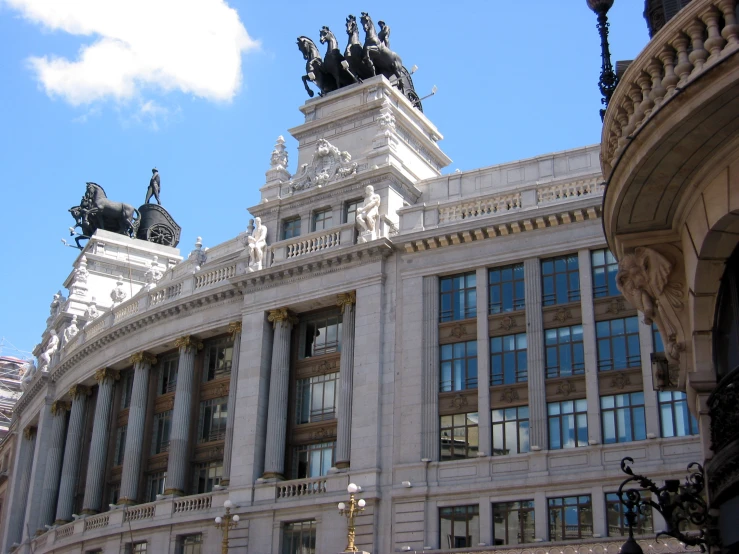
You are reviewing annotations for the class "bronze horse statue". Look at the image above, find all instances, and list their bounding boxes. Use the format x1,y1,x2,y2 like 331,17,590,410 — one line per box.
345,15,372,80
360,12,404,90
297,36,333,97
319,26,359,90
85,182,138,236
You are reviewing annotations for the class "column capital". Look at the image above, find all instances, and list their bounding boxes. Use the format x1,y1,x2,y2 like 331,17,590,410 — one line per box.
174,335,204,352
51,400,71,416
228,321,242,339
336,291,357,314
130,351,157,367
268,307,297,327
69,384,91,399
23,426,37,440
94,367,120,384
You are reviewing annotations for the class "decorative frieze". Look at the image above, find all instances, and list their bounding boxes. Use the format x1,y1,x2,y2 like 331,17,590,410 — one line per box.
598,368,643,395
438,390,478,416
542,303,582,329
438,318,476,345
545,376,587,400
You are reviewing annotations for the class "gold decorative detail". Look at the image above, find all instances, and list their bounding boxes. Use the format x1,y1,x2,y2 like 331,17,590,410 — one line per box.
69,384,91,398
556,381,576,397
450,324,468,338
450,393,468,410
310,427,336,441
554,308,573,322
23,426,37,440
51,400,71,415
500,388,520,403
611,373,631,389
318,360,337,372
267,307,297,327
499,316,517,331
174,335,204,352
605,298,626,315
228,321,242,340
336,291,357,314
94,367,120,384
130,352,157,366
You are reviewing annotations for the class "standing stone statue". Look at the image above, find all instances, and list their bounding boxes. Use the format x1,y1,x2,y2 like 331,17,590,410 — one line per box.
20,359,36,391
49,291,65,317
355,185,381,243
247,217,268,271
63,316,80,348
145,168,161,205
38,330,60,372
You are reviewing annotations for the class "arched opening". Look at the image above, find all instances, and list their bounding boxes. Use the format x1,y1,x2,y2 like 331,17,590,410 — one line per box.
713,244,739,382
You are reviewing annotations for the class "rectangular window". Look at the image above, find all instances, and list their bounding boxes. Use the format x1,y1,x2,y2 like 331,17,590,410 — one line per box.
114,425,127,465
492,406,530,455
150,411,172,455
596,317,641,371
344,200,361,224
591,249,620,298
312,208,333,231
301,314,342,359
542,255,580,306
145,472,166,503
601,392,647,443
548,495,593,540
282,520,316,554
282,217,301,240
606,492,653,536
108,483,120,505
548,399,588,449
440,341,478,392
440,272,477,322
652,322,664,353
545,325,584,378
292,441,335,479
198,397,228,443
440,412,479,461
203,338,233,382
176,534,203,554
440,505,480,549
490,334,527,385
125,543,148,554
492,501,535,545
296,372,338,424
121,371,134,409
489,264,525,313
659,391,699,437
157,356,179,395
192,461,222,494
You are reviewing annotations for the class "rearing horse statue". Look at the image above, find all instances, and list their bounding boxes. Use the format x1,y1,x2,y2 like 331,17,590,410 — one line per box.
297,35,333,97
360,12,404,90
319,26,359,89
85,182,138,236
345,15,372,80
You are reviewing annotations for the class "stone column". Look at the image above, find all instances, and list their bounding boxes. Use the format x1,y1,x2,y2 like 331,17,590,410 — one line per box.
335,292,357,469
221,321,243,487
119,352,156,504
55,385,90,524
262,308,296,479
578,250,603,444
37,401,70,530
421,276,440,461
165,335,203,496
523,258,547,450
5,427,36,549
476,267,492,457
81,368,119,514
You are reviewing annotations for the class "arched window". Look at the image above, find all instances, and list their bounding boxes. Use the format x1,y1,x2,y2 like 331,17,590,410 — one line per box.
714,244,739,381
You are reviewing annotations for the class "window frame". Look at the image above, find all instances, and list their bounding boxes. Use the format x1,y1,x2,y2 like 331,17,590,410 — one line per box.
198,397,228,444
492,406,530,456
203,337,234,382
490,333,528,386
545,325,585,378
157,355,179,395
282,520,316,554
542,255,580,306
547,495,593,541
440,340,478,392
191,460,223,494
440,412,479,461
282,217,301,240
488,264,525,314
311,208,333,232
344,199,362,224
601,392,647,444
658,391,699,437
591,248,620,298
176,534,203,554
291,441,335,479
296,372,339,424
492,500,536,546
547,399,589,450
145,471,166,503
439,505,480,549
150,410,172,455
440,272,478,322
299,313,342,359
605,492,653,537
114,425,127,466
121,370,134,409
596,317,641,372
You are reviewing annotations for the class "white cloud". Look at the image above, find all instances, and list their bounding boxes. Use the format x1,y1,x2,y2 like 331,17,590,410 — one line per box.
5,0,258,106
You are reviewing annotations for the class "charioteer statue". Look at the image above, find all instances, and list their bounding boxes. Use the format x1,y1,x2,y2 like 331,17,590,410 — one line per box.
298,13,422,110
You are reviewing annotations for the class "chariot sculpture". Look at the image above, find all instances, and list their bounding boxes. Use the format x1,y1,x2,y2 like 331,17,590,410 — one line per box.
298,13,422,111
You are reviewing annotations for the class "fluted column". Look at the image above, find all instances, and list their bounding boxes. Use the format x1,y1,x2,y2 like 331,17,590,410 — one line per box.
262,308,296,479
335,292,357,469
119,352,156,505
38,402,70,530
5,426,36,548
81,368,119,514
165,336,203,496
421,276,440,461
55,385,90,524
221,322,242,487
524,258,547,450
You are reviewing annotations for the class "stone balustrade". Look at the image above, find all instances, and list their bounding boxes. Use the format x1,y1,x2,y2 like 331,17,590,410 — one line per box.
113,301,139,324
194,263,237,290
271,222,356,264
56,523,75,539
173,493,213,514
437,192,521,224
537,177,603,204
601,0,739,174
150,282,182,306
276,477,328,499
84,513,109,531
123,504,155,522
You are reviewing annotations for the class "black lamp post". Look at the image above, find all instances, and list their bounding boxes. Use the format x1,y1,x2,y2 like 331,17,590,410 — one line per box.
586,0,619,120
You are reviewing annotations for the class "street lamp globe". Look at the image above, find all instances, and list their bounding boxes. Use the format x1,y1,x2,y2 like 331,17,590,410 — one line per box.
358,499,366,508
233,514,240,523
215,516,223,524
338,502,346,510
223,500,233,509
347,483,358,493
586,0,615,14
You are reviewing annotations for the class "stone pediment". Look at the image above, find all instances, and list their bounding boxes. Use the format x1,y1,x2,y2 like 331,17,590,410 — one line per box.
289,138,358,193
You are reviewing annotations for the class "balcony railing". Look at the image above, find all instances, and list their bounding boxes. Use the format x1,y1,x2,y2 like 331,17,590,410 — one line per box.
707,365,739,453
601,0,739,172
276,476,328,498
271,222,356,264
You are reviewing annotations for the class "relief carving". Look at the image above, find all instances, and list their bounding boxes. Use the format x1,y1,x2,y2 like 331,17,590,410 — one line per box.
610,373,631,390
556,380,576,397
499,316,517,331
450,324,469,339
606,297,626,315
500,388,520,404
450,394,469,410
554,308,572,322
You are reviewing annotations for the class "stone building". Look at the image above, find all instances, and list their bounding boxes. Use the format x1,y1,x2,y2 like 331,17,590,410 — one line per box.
0,74,704,554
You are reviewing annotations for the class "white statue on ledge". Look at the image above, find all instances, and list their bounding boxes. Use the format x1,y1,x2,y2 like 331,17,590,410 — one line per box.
62,315,80,348
110,276,127,307
20,359,36,391
247,217,268,271
144,256,164,291
38,330,59,373
355,185,381,243
84,297,100,323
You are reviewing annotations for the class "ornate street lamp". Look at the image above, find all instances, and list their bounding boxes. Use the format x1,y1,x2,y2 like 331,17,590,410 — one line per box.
586,0,619,120
616,457,718,553
338,483,366,553
214,499,240,554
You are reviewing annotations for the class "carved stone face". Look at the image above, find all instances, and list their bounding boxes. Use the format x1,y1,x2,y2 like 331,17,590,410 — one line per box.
365,185,374,196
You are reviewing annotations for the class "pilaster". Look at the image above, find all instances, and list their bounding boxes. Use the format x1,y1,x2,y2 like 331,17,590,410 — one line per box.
165,336,203,496
578,249,603,445
81,368,119,514
221,322,243,487
3,426,36,551
421,276,440,461
336,292,357,468
639,319,661,438
523,258,547,450
476,267,492,457
54,385,90,524
38,401,70,530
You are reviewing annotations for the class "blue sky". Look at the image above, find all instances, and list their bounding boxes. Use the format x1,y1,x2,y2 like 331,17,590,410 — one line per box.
0,0,649,357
